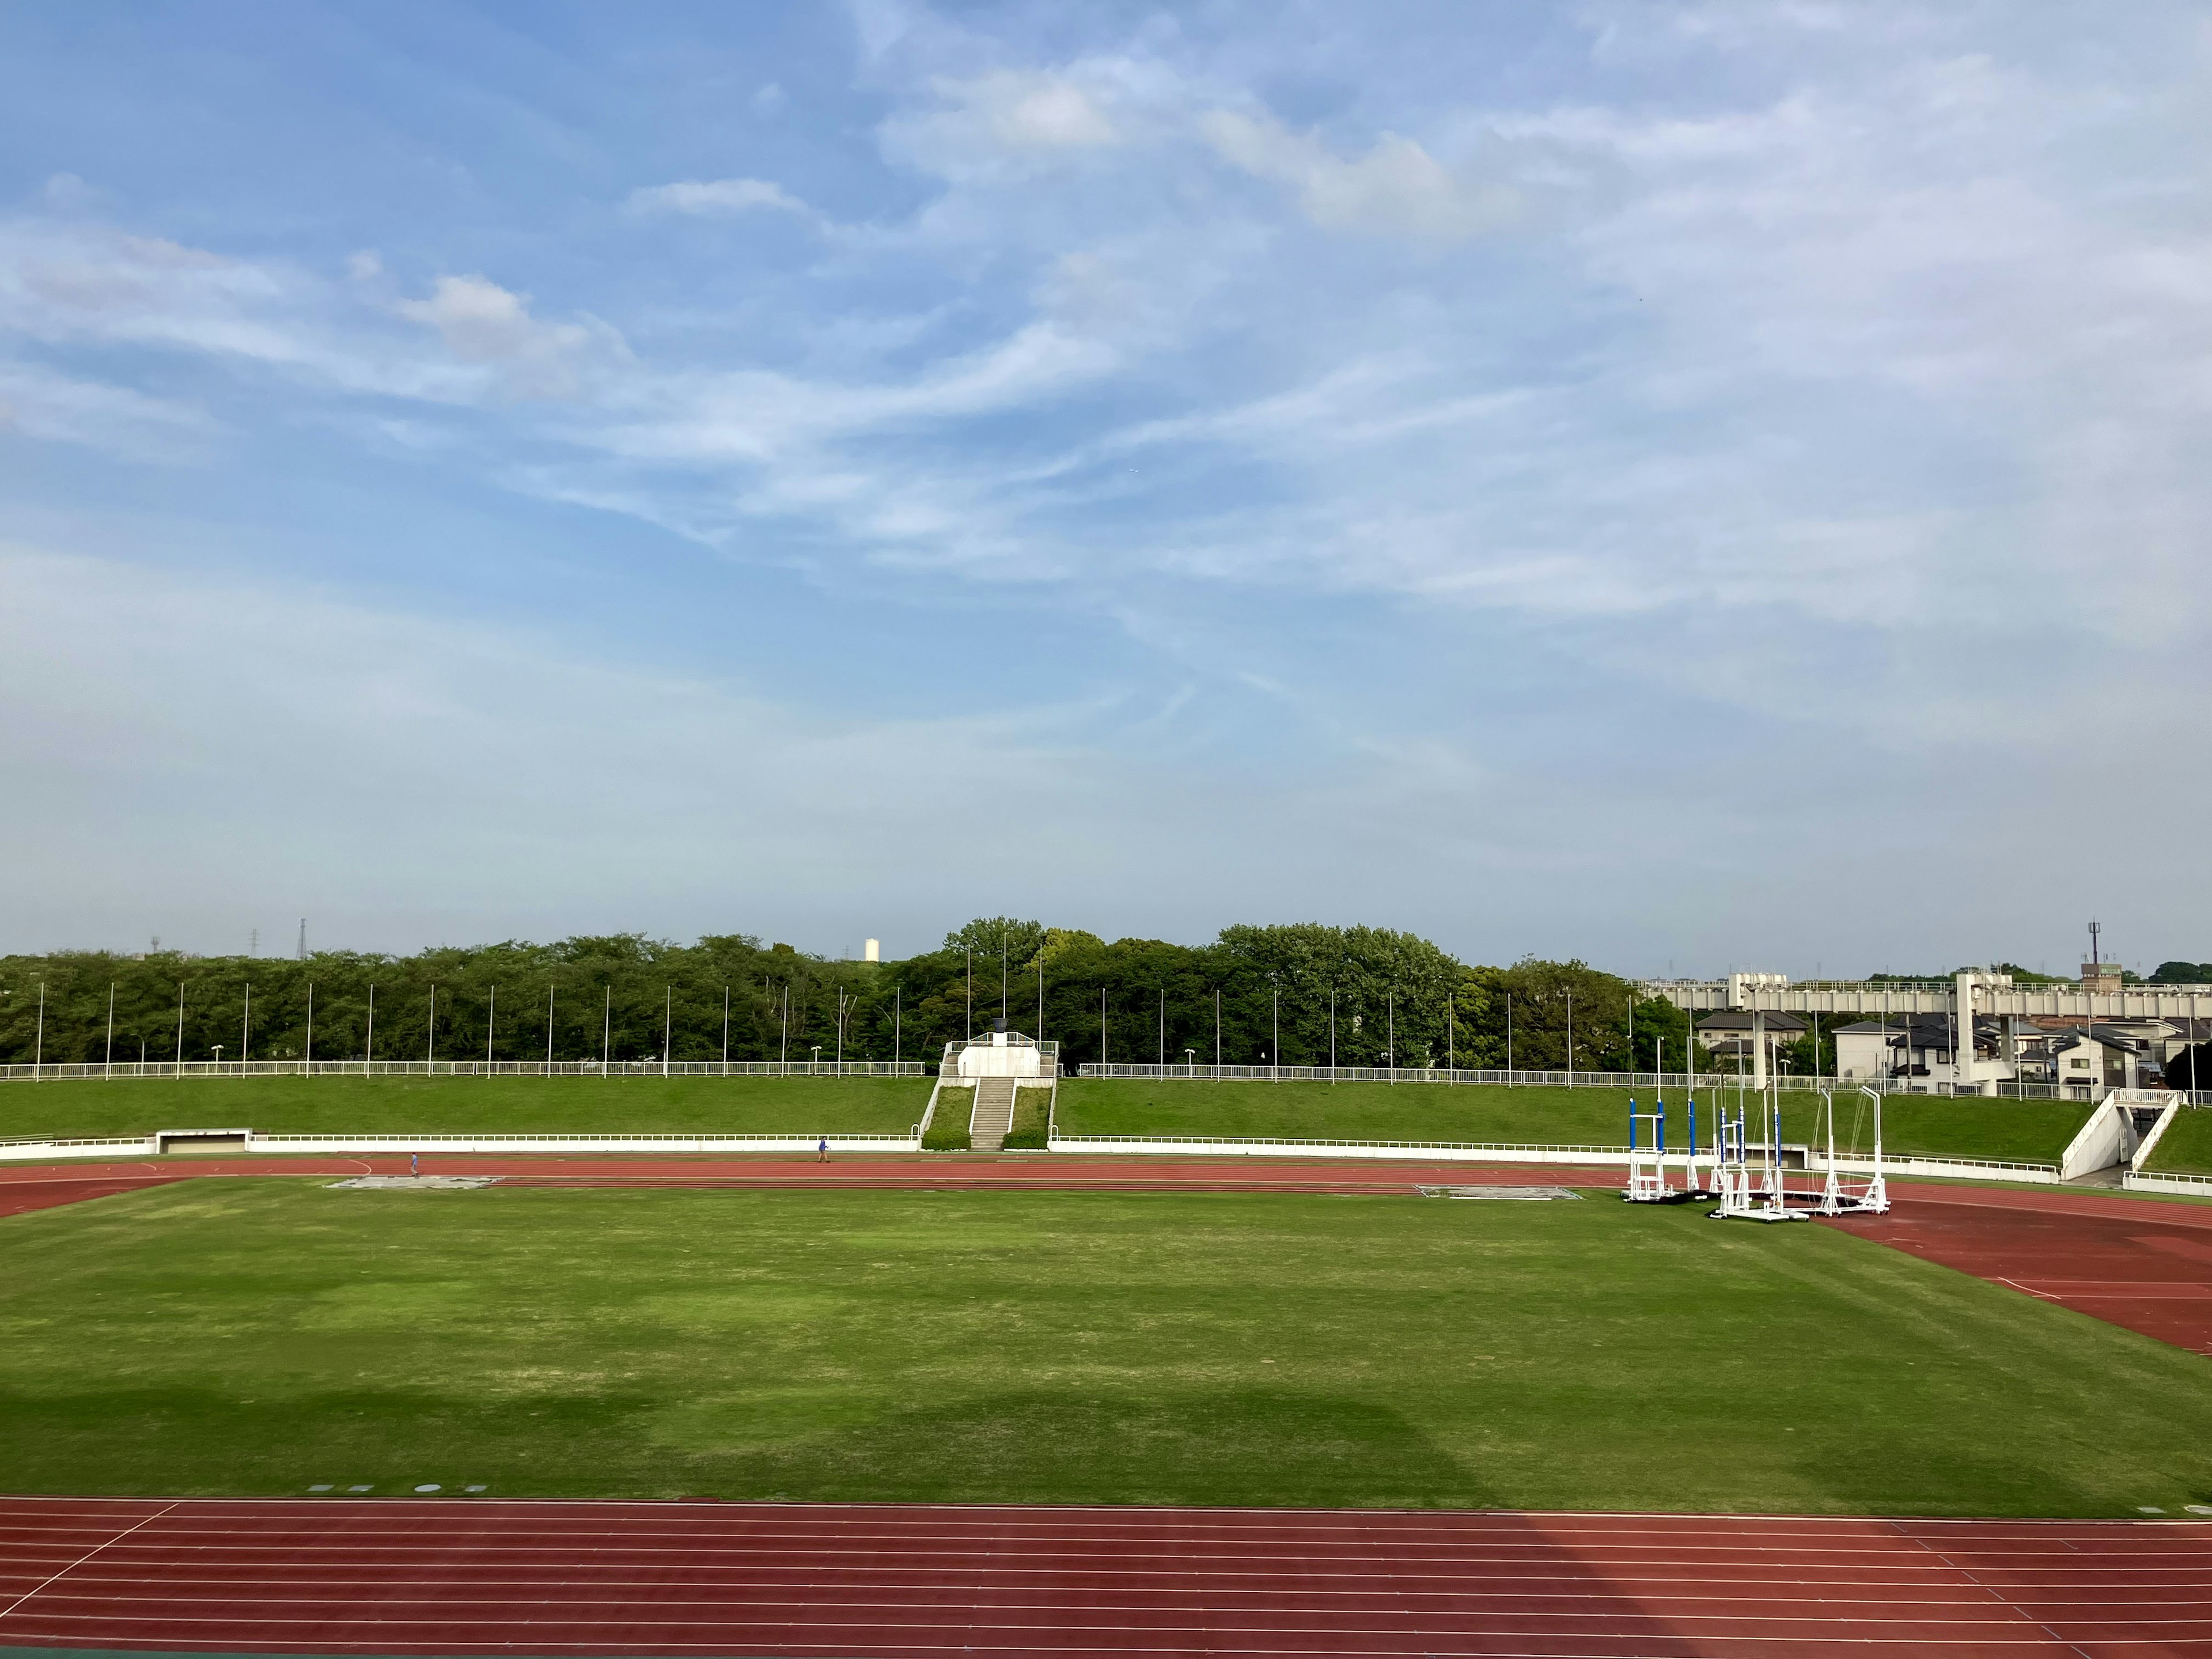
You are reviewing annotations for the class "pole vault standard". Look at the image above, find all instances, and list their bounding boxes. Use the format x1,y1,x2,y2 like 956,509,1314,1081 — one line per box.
1624,1096,1673,1202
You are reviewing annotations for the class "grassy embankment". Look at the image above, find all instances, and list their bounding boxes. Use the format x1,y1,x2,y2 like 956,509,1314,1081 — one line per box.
1055,1080,2091,1166
2,1180,2207,1517
0,1075,926,1141
921,1088,974,1151
0,1075,2091,1165
2147,1108,2212,1176
1002,1088,1051,1149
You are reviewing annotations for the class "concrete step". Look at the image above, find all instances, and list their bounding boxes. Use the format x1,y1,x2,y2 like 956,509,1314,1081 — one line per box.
969,1077,1017,1152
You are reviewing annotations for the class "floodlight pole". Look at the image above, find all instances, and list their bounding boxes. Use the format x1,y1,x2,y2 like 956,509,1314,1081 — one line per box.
1330,987,1336,1078
1100,986,1107,1065
603,985,612,1075
722,985,730,1074
895,984,902,1065
546,984,555,1070
425,984,435,1068
965,945,972,1040
305,982,313,1068
488,984,497,1070
1270,974,1279,1081
176,980,187,1077
1446,994,1454,1080
365,983,374,1070
1158,986,1165,1066
1215,988,1222,1070
32,980,43,1073
1387,990,1394,1082
1506,993,1513,1079
241,978,251,1067
105,982,115,1078
1566,991,1574,1086
779,985,789,1074
663,984,672,1077
1001,944,1007,1024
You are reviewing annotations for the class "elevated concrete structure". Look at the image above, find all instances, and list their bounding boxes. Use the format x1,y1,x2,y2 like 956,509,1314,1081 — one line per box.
1639,973,2212,1095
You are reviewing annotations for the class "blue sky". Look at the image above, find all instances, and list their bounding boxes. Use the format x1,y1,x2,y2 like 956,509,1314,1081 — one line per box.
3,1,2209,975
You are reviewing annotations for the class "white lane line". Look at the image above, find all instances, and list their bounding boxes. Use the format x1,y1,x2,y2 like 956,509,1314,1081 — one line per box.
0,1502,179,1625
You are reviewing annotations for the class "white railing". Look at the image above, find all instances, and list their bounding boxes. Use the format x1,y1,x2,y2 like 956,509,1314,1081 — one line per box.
2126,1169,2212,1195
0,1059,925,1084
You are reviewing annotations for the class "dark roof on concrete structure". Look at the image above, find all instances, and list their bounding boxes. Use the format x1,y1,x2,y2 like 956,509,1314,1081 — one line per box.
1695,1011,1808,1033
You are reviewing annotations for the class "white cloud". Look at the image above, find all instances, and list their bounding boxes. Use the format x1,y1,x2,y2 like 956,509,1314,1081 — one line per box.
0,361,214,459
1203,110,1518,239
625,177,816,218
391,274,622,400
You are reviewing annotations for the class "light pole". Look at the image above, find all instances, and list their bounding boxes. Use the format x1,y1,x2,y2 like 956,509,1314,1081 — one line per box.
1330,986,1336,1078
722,985,730,1073
365,983,375,1070
1269,973,1279,1081
1565,990,1573,1086
663,984,672,1077
176,980,187,1077
603,984,612,1074
33,979,45,1072
1158,986,1165,1066
304,982,313,1069
104,982,115,1078
1214,988,1222,1070
895,984,902,1066
1506,993,1513,1080
488,984,498,1070
426,984,436,1068
546,984,555,1070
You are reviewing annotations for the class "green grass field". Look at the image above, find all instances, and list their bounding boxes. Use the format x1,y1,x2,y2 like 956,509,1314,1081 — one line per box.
2147,1108,2212,1175
0,1075,927,1141
1055,1080,2091,1165
2,1180,2207,1517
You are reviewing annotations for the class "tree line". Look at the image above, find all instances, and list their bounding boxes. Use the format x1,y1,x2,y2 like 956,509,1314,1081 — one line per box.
0,921,1699,1074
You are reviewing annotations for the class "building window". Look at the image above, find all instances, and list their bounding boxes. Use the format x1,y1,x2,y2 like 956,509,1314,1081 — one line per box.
2069,1058,2090,1070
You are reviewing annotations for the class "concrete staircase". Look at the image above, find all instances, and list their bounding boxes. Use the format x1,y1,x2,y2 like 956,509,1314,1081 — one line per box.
969,1077,1017,1152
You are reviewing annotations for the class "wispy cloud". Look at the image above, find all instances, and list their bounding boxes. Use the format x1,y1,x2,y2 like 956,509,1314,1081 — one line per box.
626,177,817,218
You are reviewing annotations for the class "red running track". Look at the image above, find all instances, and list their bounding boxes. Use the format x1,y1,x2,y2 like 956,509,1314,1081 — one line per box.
0,1153,1627,1200
2,1495,2208,1657
1826,1183,2212,1356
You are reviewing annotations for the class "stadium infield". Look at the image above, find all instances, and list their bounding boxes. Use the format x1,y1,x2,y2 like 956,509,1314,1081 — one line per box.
2,1494,2205,1657
4,1163,2212,1518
